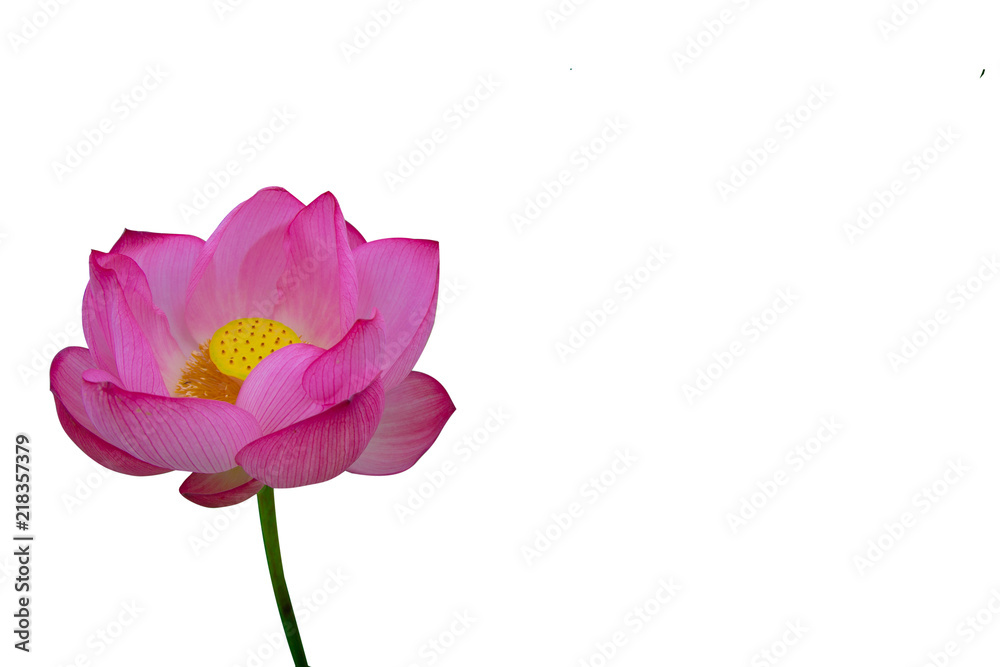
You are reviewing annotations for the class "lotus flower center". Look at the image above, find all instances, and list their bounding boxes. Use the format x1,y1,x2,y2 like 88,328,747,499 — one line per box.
209,318,302,381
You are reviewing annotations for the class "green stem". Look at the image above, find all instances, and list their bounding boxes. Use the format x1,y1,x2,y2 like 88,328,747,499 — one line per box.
257,486,310,667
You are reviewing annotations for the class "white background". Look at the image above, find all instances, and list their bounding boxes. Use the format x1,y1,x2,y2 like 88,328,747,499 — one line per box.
2,1,1000,666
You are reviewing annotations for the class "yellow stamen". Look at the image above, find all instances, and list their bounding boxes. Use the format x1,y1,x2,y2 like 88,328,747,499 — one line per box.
175,343,243,404
175,318,302,402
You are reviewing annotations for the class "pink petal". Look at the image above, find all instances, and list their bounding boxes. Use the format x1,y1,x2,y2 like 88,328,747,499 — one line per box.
81,370,262,473
235,343,328,435
382,279,437,391
345,221,366,249
179,468,263,508
50,347,170,476
83,252,172,396
110,230,205,355
301,313,385,407
54,399,172,477
51,347,108,432
354,239,439,390
81,287,117,384
349,372,455,475
93,251,187,388
272,192,358,347
236,378,384,488
185,187,305,342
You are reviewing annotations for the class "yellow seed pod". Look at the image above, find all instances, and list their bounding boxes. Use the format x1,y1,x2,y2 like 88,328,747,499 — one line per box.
208,318,302,380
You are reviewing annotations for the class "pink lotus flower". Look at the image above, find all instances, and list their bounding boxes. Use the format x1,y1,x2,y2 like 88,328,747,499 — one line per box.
50,187,455,507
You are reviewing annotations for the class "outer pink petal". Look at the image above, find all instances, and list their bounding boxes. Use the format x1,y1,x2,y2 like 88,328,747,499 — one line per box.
93,251,187,388
349,372,455,475
81,287,117,384
179,468,263,508
345,221,366,249
354,238,439,390
272,192,358,347
83,252,171,396
50,347,170,476
81,370,262,473
235,343,328,435
110,230,205,355
301,313,384,406
236,378,384,488
381,279,437,391
185,187,305,342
